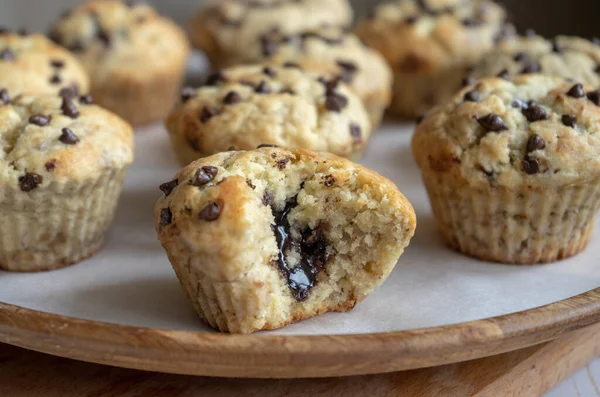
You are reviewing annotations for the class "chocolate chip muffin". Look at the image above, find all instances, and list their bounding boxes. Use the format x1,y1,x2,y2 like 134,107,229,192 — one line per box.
0,31,89,97
470,34,600,85
219,26,392,129
48,0,189,126
356,0,512,119
154,146,416,333
188,0,353,69
167,64,371,165
412,74,600,264
0,89,134,272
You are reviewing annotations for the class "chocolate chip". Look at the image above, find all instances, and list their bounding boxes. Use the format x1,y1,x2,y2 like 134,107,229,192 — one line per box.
405,16,418,24
463,90,480,102
0,48,15,61
198,200,223,221
276,158,290,170
522,156,539,175
350,123,362,144
49,74,62,85
595,65,600,74
160,208,172,226
227,146,238,151
587,90,600,106
262,191,272,206
199,106,218,123
283,61,302,69
59,83,79,98
462,18,479,27
496,69,510,80
61,96,79,118
567,84,585,98
159,179,178,197
205,71,226,86
521,62,542,74
461,77,475,87
45,160,57,172
255,80,270,94
336,60,358,83
325,92,348,112
96,23,112,47
258,144,279,148
562,114,577,128
262,66,277,77
69,40,86,53
191,166,218,187
29,115,51,126
511,99,527,109
223,91,242,105
526,134,546,152
551,40,561,53
19,172,43,192
513,52,529,62
50,59,65,68
261,36,279,57
477,114,508,132
0,88,9,105
323,175,335,187
79,94,94,105
59,127,79,145
522,105,548,122
181,87,197,103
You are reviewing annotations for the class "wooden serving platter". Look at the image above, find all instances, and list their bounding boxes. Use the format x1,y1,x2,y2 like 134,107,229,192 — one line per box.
1,287,600,379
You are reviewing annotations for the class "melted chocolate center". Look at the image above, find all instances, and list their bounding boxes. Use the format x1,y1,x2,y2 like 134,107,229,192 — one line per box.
271,196,330,301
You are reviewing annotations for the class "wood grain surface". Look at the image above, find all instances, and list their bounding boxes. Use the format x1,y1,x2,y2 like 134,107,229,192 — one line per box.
2,323,600,397
1,288,600,378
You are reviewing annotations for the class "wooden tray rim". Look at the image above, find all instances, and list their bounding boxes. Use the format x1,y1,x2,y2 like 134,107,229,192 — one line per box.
1,286,600,378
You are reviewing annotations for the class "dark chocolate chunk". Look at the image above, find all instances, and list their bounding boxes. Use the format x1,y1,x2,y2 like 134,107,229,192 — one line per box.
262,66,277,77
561,114,577,128
19,172,43,192
270,196,330,301
463,90,480,102
462,18,480,27
198,200,223,221
477,114,509,132
496,69,510,80
79,94,94,105
59,127,79,145
520,62,542,74
567,84,585,98
29,115,51,126
180,87,197,103
49,74,62,85
223,90,242,105
255,80,270,94
336,60,358,83
0,88,9,105
45,160,57,172
323,175,335,187
205,71,226,86
159,179,178,197
522,105,548,122
160,208,172,226
522,156,539,175
526,134,546,152
587,90,600,106
551,40,561,53
325,92,348,112
199,106,218,123
59,83,79,98
350,122,362,144
191,166,218,186
61,96,79,118
0,48,15,61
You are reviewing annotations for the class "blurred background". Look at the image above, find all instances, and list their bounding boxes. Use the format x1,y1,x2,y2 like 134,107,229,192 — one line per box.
0,0,599,39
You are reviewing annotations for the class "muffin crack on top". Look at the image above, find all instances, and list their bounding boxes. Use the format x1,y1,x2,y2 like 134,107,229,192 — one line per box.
167,64,371,165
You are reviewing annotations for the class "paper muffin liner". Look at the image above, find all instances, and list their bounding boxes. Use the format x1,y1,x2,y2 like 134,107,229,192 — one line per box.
0,168,128,272
422,175,600,264
92,61,187,126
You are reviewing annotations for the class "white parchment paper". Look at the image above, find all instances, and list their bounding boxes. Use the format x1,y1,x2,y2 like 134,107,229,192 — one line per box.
0,123,599,335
